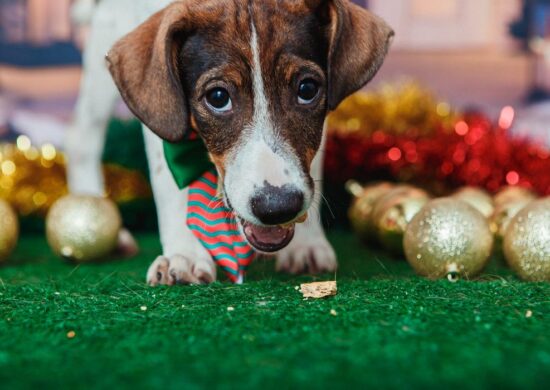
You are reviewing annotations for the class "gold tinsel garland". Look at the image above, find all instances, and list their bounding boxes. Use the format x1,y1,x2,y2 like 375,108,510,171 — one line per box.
326,82,459,136
0,140,151,217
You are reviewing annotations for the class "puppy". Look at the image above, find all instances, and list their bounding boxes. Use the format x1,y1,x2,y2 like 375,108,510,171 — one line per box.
66,0,393,285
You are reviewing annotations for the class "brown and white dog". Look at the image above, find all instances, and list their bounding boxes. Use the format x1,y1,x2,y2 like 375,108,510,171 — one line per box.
66,0,392,285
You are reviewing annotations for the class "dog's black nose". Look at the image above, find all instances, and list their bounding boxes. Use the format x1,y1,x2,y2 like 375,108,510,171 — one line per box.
251,184,304,225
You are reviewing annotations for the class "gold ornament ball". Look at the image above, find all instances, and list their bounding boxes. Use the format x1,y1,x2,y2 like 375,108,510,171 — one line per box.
372,186,430,253
490,198,533,244
494,186,536,209
503,198,550,281
452,187,494,218
46,195,122,262
0,199,19,262
404,198,493,280
490,188,536,253
347,181,394,243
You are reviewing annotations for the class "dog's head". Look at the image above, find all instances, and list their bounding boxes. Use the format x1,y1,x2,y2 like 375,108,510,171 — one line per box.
107,0,393,252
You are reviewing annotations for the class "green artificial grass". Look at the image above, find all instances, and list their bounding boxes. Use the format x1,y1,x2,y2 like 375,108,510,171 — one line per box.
0,231,548,389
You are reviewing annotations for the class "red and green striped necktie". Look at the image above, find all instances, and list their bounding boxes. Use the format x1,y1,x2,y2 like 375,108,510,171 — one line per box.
164,132,256,283
187,170,256,283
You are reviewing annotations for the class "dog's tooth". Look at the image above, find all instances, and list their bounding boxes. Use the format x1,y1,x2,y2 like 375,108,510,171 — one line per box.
278,213,308,229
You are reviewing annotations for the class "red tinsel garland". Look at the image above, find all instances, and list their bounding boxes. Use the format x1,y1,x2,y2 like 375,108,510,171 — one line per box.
325,112,550,196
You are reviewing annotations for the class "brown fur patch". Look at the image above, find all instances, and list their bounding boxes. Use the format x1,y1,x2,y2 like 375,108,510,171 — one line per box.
108,0,392,181
325,1,394,109
107,3,189,142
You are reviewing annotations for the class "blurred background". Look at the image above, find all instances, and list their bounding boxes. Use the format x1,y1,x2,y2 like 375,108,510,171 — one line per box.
0,0,549,228
2,0,549,142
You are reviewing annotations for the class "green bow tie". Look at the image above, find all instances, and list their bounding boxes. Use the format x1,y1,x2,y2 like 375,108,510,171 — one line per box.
163,138,214,190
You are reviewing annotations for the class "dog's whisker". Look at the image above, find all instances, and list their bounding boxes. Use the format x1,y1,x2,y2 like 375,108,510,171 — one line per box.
226,212,237,222
207,198,225,209
311,188,335,220
320,195,335,219
308,207,323,226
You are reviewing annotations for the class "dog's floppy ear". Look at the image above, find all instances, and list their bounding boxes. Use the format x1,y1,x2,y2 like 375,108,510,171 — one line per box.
311,0,394,110
106,3,189,142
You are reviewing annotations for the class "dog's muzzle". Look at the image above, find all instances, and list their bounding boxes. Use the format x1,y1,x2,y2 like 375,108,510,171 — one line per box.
239,183,308,252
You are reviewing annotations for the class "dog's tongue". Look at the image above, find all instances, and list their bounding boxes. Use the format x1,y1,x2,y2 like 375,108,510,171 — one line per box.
243,222,295,253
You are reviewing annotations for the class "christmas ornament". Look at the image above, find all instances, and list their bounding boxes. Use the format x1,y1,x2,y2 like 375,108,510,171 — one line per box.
493,186,536,209
490,186,537,251
503,198,550,281
46,195,122,262
347,181,394,243
0,199,19,262
452,187,494,218
372,186,430,253
490,198,534,244
404,198,493,280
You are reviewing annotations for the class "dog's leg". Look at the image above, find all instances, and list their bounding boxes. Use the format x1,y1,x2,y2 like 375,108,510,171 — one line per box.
66,26,117,196
143,129,217,285
276,129,337,274
66,7,138,256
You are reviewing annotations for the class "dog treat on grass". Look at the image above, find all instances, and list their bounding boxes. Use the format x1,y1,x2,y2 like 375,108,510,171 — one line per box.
300,281,337,299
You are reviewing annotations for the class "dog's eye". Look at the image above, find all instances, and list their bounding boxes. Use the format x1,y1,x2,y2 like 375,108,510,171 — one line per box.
205,88,232,112
297,79,320,105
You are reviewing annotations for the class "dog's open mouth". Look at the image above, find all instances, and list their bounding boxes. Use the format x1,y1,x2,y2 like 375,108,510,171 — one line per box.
240,220,296,253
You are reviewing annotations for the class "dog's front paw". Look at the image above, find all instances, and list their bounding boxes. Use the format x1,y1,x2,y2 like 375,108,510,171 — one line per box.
276,234,337,275
147,255,216,286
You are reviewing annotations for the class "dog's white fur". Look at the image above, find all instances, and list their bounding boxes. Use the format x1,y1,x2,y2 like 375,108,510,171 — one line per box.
67,0,336,284
224,22,312,226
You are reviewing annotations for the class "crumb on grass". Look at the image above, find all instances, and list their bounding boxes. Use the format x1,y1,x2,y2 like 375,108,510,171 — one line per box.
300,281,337,299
